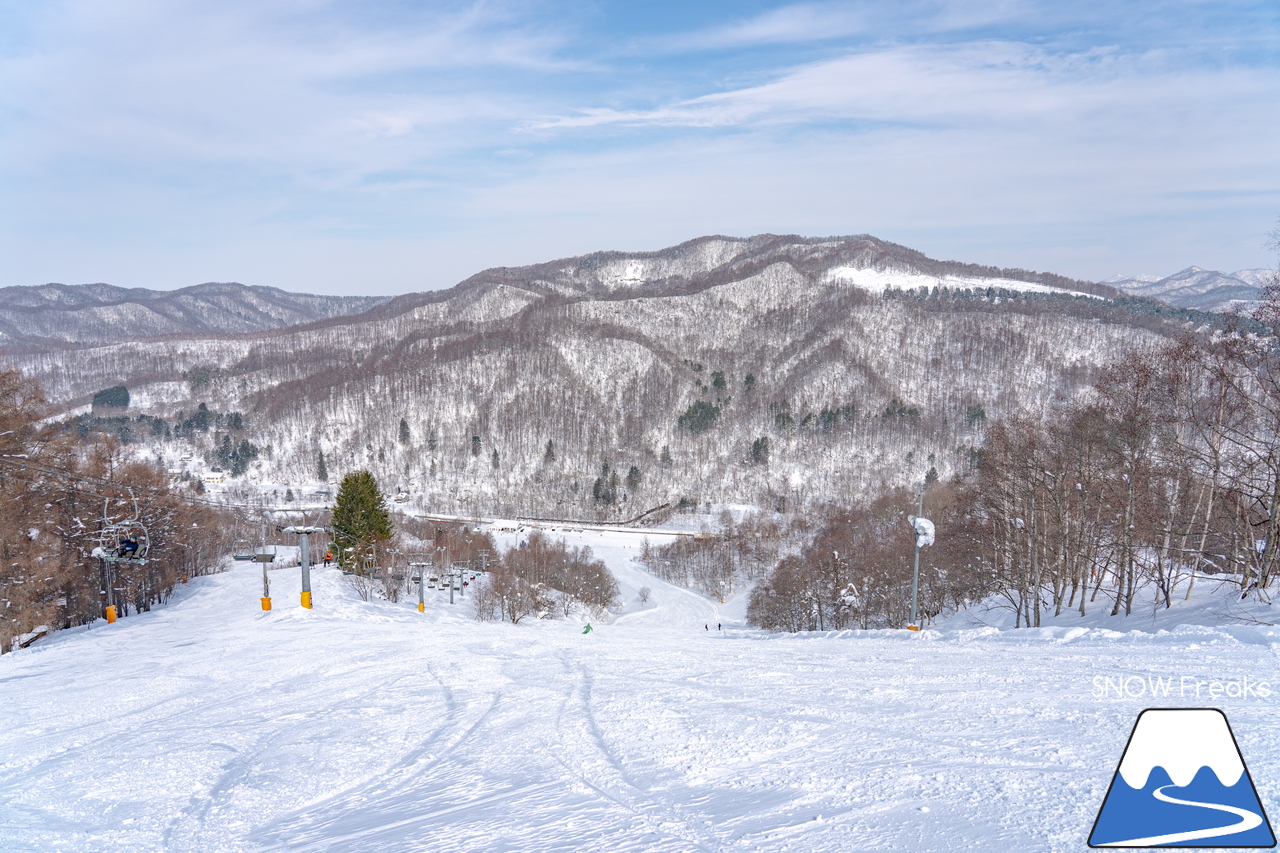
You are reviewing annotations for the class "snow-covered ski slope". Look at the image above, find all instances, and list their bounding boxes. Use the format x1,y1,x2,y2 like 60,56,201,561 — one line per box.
3,535,1279,852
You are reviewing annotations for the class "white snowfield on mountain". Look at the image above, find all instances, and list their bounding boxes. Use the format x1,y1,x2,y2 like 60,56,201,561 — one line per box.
1118,709,1245,789
825,267,1098,297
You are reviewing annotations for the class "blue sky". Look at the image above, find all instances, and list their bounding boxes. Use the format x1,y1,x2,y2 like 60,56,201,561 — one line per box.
1,0,1278,294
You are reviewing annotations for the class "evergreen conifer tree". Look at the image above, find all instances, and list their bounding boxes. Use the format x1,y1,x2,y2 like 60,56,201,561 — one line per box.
331,470,393,569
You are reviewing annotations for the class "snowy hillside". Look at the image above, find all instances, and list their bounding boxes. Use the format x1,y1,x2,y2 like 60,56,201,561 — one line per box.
1105,266,1273,313
2,530,1278,853
0,282,390,347
8,234,1185,519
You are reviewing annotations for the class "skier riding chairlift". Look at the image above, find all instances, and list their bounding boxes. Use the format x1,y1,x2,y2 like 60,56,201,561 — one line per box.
117,535,140,559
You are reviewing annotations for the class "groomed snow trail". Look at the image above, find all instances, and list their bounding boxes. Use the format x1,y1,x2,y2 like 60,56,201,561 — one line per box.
2,553,1278,852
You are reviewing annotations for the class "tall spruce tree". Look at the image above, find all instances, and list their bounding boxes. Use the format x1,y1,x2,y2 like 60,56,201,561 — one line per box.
331,470,392,569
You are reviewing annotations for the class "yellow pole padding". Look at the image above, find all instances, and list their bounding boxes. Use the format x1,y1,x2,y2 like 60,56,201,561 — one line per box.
105,605,117,624
418,602,424,613
300,590,312,609
261,597,272,611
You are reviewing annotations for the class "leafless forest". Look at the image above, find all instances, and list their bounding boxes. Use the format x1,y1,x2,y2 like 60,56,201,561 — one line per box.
745,302,1280,629
0,371,232,653
2,233,1272,637
6,235,1184,521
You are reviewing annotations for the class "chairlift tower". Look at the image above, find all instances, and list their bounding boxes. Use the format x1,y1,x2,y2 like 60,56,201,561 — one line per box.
409,557,432,613
440,547,455,605
257,512,275,610
282,525,325,608
453,560,470,599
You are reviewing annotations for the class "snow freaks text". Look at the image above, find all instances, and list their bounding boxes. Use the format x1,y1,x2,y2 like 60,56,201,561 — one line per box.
1092,675,1272,700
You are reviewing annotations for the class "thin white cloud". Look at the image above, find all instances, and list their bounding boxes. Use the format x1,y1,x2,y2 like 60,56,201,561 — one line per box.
530,41,1279,133
0,0,572,175
1,0,1277,293
641,0,1043,55
668,2,871,50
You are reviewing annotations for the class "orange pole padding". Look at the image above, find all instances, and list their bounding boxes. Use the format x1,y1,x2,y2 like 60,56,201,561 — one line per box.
300,590,312,609
105,605,117,624
261,597,272,611
418,602,425,613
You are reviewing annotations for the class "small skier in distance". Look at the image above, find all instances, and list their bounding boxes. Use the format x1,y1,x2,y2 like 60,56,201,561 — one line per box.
704,623,708,631
718,623,722,631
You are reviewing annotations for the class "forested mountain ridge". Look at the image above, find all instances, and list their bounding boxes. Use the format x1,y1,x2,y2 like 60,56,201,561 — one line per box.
7,234,1199,518
0,281,391,347
365,232,1121,311
1105,266,1274,313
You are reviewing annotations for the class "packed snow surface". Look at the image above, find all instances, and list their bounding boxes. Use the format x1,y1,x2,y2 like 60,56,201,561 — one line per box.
2,529,1279,852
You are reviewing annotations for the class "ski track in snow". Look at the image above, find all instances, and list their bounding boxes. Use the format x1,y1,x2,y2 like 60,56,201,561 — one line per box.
1,530,1279,852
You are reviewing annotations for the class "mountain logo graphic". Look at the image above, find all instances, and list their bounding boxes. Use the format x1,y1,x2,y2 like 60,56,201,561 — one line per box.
1089,708,1276,848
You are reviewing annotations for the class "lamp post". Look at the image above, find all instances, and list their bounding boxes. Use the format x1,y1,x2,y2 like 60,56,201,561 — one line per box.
907,482,935,630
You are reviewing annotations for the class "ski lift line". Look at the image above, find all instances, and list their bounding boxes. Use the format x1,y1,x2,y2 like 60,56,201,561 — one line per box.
6,460,422,560
2,456,427,564
0,455,290,513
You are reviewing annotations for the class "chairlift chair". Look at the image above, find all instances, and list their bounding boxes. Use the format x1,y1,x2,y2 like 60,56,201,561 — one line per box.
96,493,150,564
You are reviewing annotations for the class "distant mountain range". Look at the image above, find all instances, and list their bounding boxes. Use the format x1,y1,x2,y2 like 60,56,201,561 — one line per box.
1104,267,1273,313
0,282,392,348
7,234,1191,518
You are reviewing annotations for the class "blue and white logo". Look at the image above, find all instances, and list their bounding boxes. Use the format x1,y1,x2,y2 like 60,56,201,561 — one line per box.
1089,708,1275,848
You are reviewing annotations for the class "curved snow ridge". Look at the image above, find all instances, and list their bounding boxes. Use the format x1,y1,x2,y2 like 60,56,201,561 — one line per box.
748,628,944,642
978,623,1277,647
992,626,1096,643
1119,709,1244,789
760,623,1278,646
1109,624,1274,646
